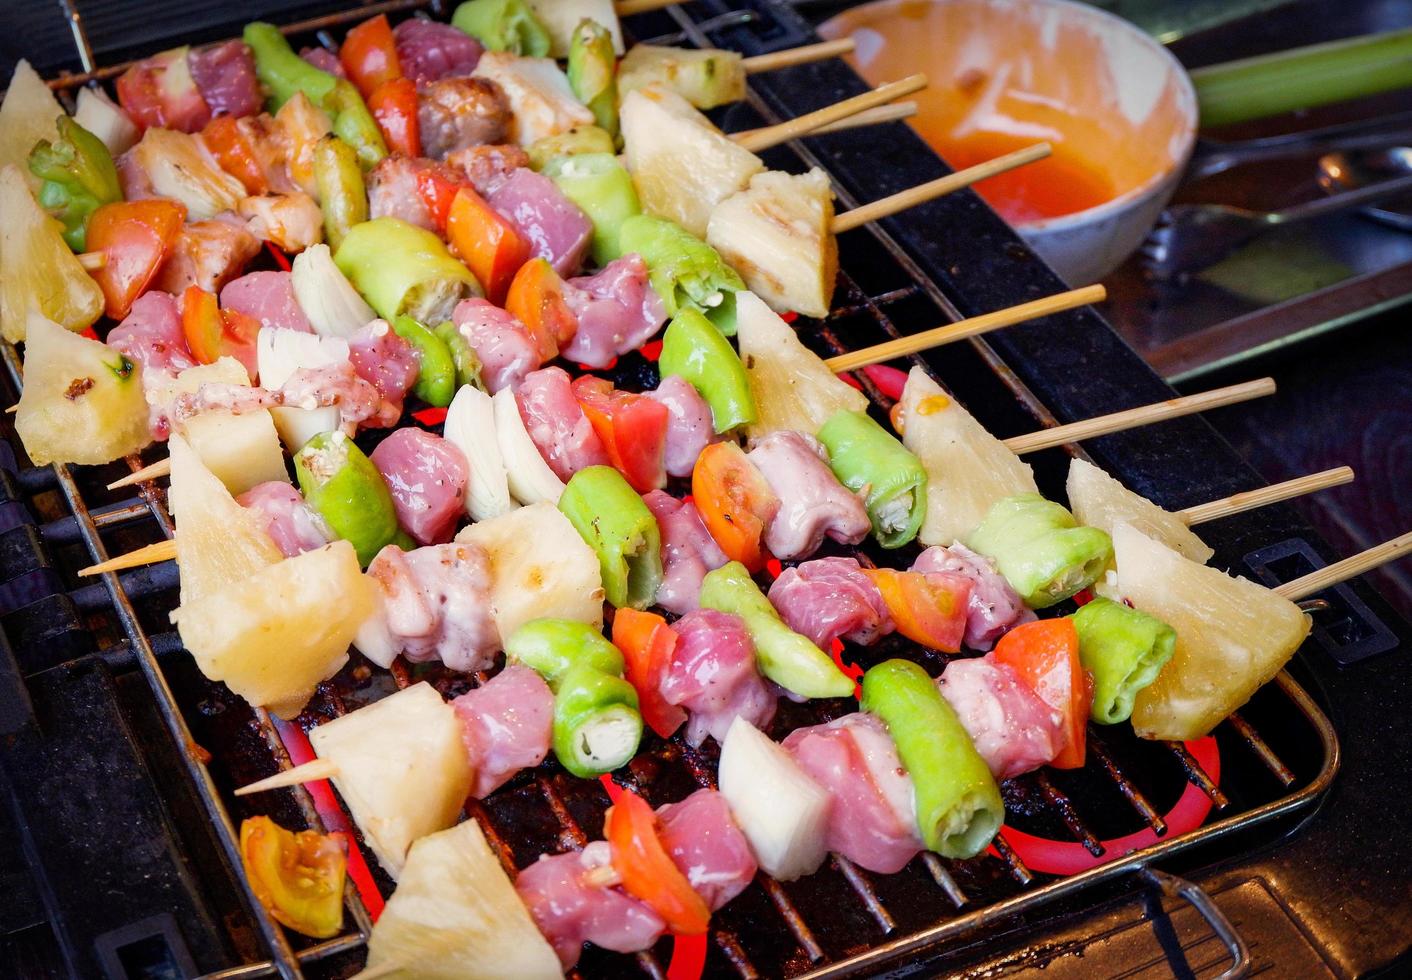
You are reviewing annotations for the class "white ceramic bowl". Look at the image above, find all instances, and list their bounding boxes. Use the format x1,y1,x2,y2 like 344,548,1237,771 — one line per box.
821,0,1199,284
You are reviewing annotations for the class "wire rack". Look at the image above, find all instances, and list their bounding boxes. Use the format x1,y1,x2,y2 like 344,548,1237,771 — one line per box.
8,1,1343,977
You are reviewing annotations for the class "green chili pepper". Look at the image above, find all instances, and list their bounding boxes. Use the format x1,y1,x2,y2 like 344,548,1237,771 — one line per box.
1071,597,1176,724
313,135,367,250
243,23,386,168
294,431,400,567
698,561,855,699
505,619,643,778
617,214,745,336
966,493,1112,609
451,0,551,56
392,316,456,408
433,320,486,391
557,466,663,610
860,659,1004,859
567,20,618,140
27,116,122,252
334,217,482,324
528,127,616,171
658,308,755,433
542,152,641,268
815,410,927,549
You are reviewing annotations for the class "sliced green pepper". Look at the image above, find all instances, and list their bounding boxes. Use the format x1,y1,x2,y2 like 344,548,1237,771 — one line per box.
528,126,615,171
312,135,367,251
815,409,927,549
966,493,1112,609
450,0,551,56
433,320,486,391
617,214,745,335
860,659,1004,859
505,619,643,778
294,431,400,567
558,466,663,610
334,217,482,324
658,308,755,433
698,561,855,699
28,115,122,252
543,153,641,267
567,20,618,140
243,22,386,168
1071,596,1176,724
392,316,456,408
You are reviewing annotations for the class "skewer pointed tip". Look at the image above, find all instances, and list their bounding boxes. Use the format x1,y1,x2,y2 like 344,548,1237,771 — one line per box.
78,538,177,577
234,757,341,796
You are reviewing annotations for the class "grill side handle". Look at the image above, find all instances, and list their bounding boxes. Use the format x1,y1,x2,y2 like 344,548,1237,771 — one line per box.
1141,868,1252,980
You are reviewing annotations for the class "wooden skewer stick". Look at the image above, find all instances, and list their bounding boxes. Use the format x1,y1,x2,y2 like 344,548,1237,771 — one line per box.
731,74,928,154
832,142,1052,234
1178,466,1354,526
825,283,1104,373
1276,529,1412,602
4,405,16,414
813,100,917,136
78,538,177,577
77,251,106,272
613,0,682,16
1003,378,1277,455
107,458,174,490
234,757,341,796
741,38,856,74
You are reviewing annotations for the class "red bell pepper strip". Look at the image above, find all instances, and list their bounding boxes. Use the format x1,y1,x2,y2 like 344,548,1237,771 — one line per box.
605,788,710,935
505,257,577,360
86,199,187,321
414,167,465,232
446,186,530,305
367,77,421,158
865,568,970,653
240,816,347,939
572,377,669,494
202,116,269,194
612,608,686,739
691,441,778,574
181,286,261,381
338,14,402,98
992,618,1092,769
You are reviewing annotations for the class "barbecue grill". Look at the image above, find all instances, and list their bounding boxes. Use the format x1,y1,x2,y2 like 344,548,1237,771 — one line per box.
2,1,1410,978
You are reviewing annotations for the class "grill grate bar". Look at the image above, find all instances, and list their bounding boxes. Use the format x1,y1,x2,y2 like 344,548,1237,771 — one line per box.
1089,734,1168,835
1032,771,1105,858
1226,711,1297,787
831,856,896,933
1166,741,1231,809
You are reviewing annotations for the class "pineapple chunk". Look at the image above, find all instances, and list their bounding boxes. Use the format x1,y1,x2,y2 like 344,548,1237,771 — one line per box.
0,60,62,189
900,366,1038,547
707,168,837,319
618,44,746,109
179,411,289,497
621,86,764,237
1067,458,1214,564
168,433,283,606
736,290,868,443
472,53,594,148
527,0,624,57
455,501,603,644
310,683,473,879
15,313,149,465
0,166,104,341
1113,524,1312,741
171,540,372,719
365,819,561,979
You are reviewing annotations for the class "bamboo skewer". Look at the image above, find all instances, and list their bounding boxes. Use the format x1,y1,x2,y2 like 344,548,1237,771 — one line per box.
108,458,174,490
234,757,341,796
731,74,928,153
77,252,106,272
1178,466,1354,525
832,143,1053,234
741,38,856,74
1276,530,1412,602
825,283,1100,373
813,100,917,135
79,538,177,576
1002,378,1278,455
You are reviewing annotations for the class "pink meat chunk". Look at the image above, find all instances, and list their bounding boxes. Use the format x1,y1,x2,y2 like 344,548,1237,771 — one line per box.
367,155,461,231
450,298,539,393
300,47,345,77
418,76,510,159
152,218,261,295
560,254,667,369
912,544,1036,651
107,291,198,440
394,18,484,83
188,41,261,119
663,609,775,748
347,320,419,423
642,490,727,616
748,431,870,560
657,789,758,911
487,168,593,278
220,271,313,333
515,366,609,481
236,482,329,558
370,428,469,545
452,664,553,798
646,376,718,479
446,143,530,195
767,557,893,651
938,655,1063,781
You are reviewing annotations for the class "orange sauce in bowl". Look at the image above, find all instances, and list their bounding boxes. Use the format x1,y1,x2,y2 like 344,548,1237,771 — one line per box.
820,0,1194,225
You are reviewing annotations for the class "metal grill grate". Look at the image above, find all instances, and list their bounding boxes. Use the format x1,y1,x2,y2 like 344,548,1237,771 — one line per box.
6,2,1340,978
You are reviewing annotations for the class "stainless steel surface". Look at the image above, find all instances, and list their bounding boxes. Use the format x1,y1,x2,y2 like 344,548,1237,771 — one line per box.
1141,870,1251,980
1318,146,1412,230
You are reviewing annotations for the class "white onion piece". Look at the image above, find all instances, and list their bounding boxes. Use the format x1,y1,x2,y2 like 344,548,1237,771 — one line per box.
718,716,830,881
443,384,515,522
74,87,138,156
291,244,375,339
491,386,564,506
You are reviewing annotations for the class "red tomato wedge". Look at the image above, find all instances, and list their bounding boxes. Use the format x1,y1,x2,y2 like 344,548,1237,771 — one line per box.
339,14,402,97
605,788,710,935
505,257,577,359
865,568,970,653
181,286,260,381
414,167,465,232
446,186,529,305
368,77,421,158
691,442,779,573
572,376,669,494
87,199,187,321
202,116,268,194
612,609,686,739
992,618,1091,769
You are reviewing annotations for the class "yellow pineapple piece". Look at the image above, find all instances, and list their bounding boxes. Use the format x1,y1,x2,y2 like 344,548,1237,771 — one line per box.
1067,457,1214,564
0,166,104,341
